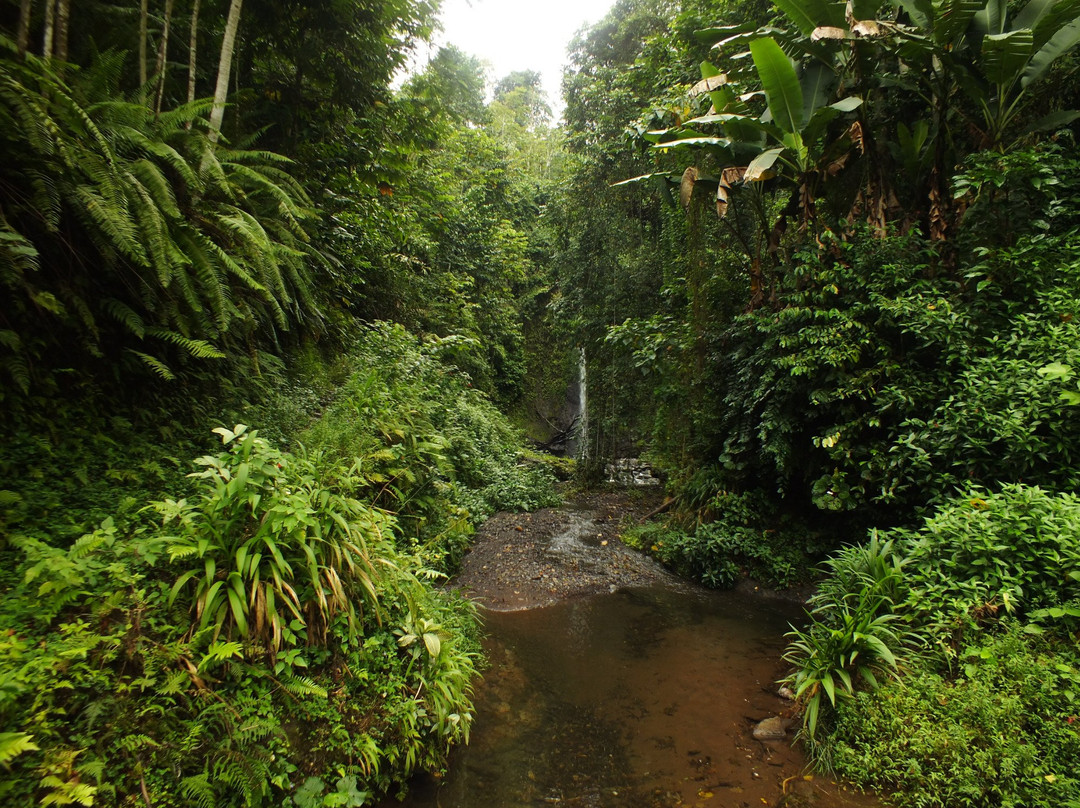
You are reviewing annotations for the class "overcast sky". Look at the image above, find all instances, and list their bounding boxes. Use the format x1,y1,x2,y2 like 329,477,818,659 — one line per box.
421,0,617,121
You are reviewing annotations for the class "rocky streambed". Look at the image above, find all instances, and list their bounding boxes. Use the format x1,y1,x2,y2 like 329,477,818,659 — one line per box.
383,490,881,808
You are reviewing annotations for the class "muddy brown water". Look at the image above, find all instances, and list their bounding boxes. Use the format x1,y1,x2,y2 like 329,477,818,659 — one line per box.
381,501,882,808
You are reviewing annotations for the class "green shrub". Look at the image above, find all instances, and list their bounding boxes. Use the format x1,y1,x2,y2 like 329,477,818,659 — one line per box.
886,485,1080,649
624,490,816,589
820,624,1080,808
303,323,559,569
0,428,482,808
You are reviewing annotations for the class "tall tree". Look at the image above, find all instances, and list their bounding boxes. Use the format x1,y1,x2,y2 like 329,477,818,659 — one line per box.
209,0,243,141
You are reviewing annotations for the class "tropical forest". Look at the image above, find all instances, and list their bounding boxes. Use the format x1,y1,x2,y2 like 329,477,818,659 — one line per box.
1,0,1079,805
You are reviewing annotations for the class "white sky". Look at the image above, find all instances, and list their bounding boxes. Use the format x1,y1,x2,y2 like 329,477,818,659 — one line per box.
423,0,617,121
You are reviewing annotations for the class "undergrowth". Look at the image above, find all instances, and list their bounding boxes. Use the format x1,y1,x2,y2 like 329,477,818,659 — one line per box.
0,322,559,806
621,489,822,589
783,486,1080,808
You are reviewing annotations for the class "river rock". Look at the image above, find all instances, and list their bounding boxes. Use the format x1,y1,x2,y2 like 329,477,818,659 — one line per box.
752,716,790,740
778,685,796,701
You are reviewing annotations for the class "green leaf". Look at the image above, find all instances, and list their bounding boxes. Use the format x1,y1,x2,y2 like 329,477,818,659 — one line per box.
745,148,786,181
0,733,39,765
974,0,1009,36
981,29,1034,85
423,632,442,658
800,62,836,126
1037,361,1073,379
1024,108,1080,132
897,0,934,30
1023,17,1080,87
935,0,984,45
821,671,837,704
805,692,821,737
750,37,805,133
773,0,845,34
1014,0,1057,30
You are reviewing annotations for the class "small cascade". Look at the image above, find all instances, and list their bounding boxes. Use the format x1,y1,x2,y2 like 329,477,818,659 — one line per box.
566,347,588,461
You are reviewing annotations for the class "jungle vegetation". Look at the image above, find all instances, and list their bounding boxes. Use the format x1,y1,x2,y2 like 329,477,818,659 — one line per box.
2,0,1080,805
564,0,1080,805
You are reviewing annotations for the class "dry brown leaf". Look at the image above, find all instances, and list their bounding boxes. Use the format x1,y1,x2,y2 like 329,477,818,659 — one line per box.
690,74,728,96
852,20,884,37
680,166,699,210
812,26,850,41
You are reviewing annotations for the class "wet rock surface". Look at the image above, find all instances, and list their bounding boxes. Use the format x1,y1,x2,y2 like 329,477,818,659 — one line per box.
451,489,676,610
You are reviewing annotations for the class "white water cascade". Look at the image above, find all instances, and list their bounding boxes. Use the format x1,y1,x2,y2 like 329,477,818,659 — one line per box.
573,347,588,462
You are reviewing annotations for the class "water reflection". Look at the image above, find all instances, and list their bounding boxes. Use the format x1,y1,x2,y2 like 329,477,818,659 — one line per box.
382,585,879,808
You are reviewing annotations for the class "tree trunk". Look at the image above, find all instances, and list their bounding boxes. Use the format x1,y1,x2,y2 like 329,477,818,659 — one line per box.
17,0,32,57
154,0,174,114
54,0,70,63
139,0,148,102
208,0,242,142
187,0,200,105
42,0,56,58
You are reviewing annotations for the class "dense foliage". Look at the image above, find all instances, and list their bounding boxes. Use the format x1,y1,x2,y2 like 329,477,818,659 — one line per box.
6,0,1080,803
0,322,560,806
555,0,1080,805
0,0,566,804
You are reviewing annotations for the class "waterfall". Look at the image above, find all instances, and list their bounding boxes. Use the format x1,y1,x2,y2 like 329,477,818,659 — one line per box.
575,347,588,462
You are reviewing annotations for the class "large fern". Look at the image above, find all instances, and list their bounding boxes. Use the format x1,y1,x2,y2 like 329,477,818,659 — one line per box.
0,39,323,395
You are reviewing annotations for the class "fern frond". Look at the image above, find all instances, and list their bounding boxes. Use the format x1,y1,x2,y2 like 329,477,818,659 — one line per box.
145,328,225,359
281,675,328,698
127,349,175,380
0,732,39,765
180,773,216,808
101,299,147,339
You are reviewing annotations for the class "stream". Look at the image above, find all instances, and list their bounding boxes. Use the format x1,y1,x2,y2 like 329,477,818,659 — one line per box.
382,495,881,808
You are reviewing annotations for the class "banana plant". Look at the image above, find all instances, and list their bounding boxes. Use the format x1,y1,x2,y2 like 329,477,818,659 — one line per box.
616,38,862,305
635,37,862,228
810,0,1080,149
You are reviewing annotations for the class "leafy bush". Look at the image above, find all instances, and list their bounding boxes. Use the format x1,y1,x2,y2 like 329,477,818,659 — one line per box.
784,535,913,740
623,490,815,588
162,425,390,655
789,487,1080,804
0,427,482,808
886,485,1080,648
303,323,559,569
820,625,1080,808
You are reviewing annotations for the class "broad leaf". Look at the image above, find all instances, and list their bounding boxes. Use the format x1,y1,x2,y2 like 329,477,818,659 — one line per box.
700,61,736,112
896,0,934,29
850,0,887,18
750,37,805,133
1024,108,1080,131
981,29,1034,84
773,0,846,34
935,0,983,45
800,62,837,125
610,172,678,187
974,0,1008,36
745,148,785,181
1014,0,1057,29
804,96,863,142
1023,17,1080,85
694,22,758,43
1031,0,1080,49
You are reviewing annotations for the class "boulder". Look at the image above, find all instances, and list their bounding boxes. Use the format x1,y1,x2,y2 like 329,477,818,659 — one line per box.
752,716,791,740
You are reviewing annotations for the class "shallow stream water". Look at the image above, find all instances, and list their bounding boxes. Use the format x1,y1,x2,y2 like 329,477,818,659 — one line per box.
382,505,880,808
